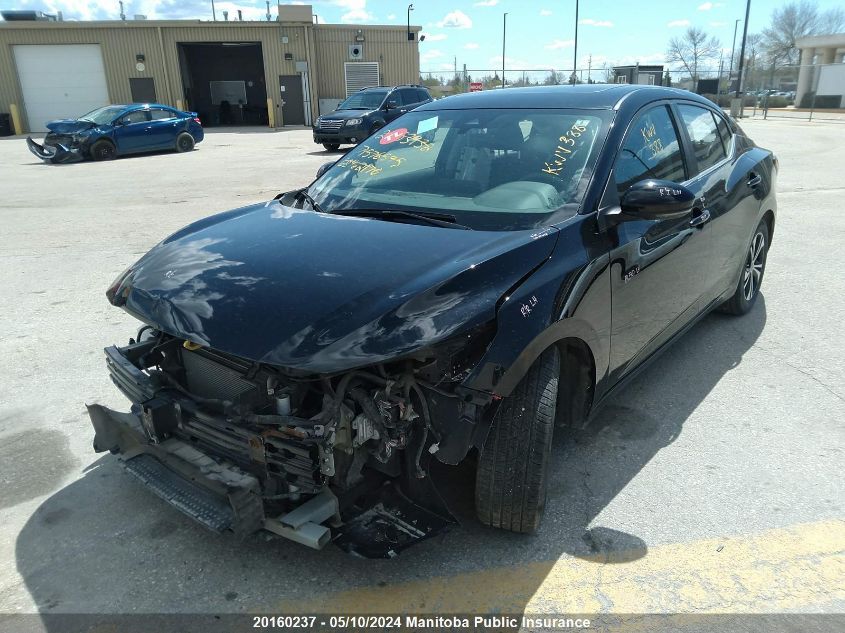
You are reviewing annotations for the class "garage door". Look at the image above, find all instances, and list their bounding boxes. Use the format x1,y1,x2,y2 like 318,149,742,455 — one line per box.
13,44,110,132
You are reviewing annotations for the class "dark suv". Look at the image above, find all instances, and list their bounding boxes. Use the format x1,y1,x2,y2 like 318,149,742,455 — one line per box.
312,84,432,151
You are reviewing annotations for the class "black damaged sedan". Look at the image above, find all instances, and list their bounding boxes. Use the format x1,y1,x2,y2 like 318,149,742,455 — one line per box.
90,85,776,557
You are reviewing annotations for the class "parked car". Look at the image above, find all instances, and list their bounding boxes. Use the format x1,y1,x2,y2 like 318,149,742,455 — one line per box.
312,84,432,151
89,85,776,557
27,103,204,164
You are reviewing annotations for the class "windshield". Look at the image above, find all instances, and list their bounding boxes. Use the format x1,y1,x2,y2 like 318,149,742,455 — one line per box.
79,105,127,125
337,90,389,110
308,107,611,231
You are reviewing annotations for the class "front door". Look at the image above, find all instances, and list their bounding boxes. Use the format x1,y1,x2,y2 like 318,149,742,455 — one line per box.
606,103,712,382
113,109,152,153
279,75,305,126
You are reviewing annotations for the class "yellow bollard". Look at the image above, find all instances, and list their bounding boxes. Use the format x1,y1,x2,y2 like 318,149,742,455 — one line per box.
9,103,23,135
267,98,275,128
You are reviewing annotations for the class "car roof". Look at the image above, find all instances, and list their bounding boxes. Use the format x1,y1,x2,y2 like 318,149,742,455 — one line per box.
114,103,176,110
416,84,714,110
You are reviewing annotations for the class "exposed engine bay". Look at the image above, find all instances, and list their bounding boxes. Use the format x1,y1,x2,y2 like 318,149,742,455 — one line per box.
89,326,495,557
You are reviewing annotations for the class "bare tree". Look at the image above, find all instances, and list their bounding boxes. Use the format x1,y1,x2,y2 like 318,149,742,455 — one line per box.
666,27,721,87
762,1,845,65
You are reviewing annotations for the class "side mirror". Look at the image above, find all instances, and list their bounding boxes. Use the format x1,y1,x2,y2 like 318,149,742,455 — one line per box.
316,160,337,179
620,179,696,220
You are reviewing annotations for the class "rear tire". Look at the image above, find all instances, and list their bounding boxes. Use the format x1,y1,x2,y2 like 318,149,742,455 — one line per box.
323,143,340,151
720,219,769,315
89,139,116,161
475,346,559,533
175,132,195,153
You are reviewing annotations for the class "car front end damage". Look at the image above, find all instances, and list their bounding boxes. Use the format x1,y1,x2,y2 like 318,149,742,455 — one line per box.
87,197,562,555
27,135,86,164
89,325,495,557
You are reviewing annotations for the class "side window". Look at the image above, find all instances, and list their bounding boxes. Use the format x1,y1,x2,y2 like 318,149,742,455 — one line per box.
386,90,402,107
713,112,733,154
416,88,430,102
615,105,686,196
399,89,417,105
150,108,176,121
678,104,727,173
120,110,149,125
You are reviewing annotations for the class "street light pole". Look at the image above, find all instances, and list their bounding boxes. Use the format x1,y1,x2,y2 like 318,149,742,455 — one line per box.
407,4,414,41
571,0,579,84
728,18,741,93
735,0,751,100
211,0,217,21
502,12,507,88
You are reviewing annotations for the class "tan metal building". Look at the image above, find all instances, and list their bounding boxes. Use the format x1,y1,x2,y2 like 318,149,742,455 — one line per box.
0,4,421,132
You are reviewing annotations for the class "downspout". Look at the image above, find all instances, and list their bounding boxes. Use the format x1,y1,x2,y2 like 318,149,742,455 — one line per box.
303,22,318,123
156,26,173,106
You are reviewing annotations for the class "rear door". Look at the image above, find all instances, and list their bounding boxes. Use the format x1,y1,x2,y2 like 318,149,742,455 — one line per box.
675,104,764,298
672,103,733,301
147,108,181,149
606,103,713,382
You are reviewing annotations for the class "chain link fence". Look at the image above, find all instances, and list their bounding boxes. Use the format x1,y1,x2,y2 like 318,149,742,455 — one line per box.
421,61,845,123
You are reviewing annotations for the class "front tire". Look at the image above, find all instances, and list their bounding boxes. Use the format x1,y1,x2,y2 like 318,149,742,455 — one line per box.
720,219,770,315
322,143,340,152
175,132,195,153
475,346,559,533
89,139,116,161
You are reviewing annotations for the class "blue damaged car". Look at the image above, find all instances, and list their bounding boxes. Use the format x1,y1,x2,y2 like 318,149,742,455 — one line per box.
27,103,204,164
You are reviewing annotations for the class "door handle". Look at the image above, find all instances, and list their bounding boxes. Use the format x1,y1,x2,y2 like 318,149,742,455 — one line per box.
747,172,762,188
690,208,711,227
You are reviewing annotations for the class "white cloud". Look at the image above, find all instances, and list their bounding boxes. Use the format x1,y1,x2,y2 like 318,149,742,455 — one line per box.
667,19,691,27
387,13,396,20
336,0,374,24
709,20,727,27
438,62,454,70
540,9,552,16
473,0,498,6
545,39,575,50
421,32,448,41
464,42,480,50
437,10,473,29
580,18,614,27
698,2,723,10
421,49,446,62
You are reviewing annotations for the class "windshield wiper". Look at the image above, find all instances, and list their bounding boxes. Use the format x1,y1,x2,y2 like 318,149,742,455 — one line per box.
330,208,472,230
297,189,325,214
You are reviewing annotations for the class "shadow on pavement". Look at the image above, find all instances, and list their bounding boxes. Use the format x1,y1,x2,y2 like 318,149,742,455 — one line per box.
15,297,766,621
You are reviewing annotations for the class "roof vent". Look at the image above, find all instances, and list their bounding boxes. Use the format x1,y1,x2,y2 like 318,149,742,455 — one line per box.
0,10,57,21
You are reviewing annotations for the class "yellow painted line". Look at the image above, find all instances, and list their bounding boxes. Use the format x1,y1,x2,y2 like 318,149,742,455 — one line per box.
280,519,845,613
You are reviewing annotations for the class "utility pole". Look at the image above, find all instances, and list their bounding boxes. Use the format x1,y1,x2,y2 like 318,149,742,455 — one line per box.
735,0,751,100
728,19,741,93
502,12,507,88
571,0,579,84
211,0,217,21
265,0,271,22
587,54,592,83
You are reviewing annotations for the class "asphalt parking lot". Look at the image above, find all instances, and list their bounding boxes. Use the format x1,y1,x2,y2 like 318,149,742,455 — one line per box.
0,119,843,623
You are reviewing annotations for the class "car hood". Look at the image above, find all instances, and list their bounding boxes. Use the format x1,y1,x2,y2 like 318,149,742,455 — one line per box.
118,200,559,373
45,119,96,134
320,110,374,121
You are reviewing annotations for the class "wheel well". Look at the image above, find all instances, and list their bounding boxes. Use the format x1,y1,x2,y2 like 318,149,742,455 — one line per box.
554,337,596,428
763,210,775,241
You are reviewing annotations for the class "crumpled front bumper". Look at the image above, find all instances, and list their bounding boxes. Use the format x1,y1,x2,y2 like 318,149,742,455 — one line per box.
27,136,85,164
88,403,265,536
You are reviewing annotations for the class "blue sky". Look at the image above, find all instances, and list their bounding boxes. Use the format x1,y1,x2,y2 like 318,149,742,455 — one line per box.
9,0,844,78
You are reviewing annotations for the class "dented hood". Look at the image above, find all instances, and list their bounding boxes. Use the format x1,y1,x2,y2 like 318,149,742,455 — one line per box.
119,201,558,373
45,119,95,134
